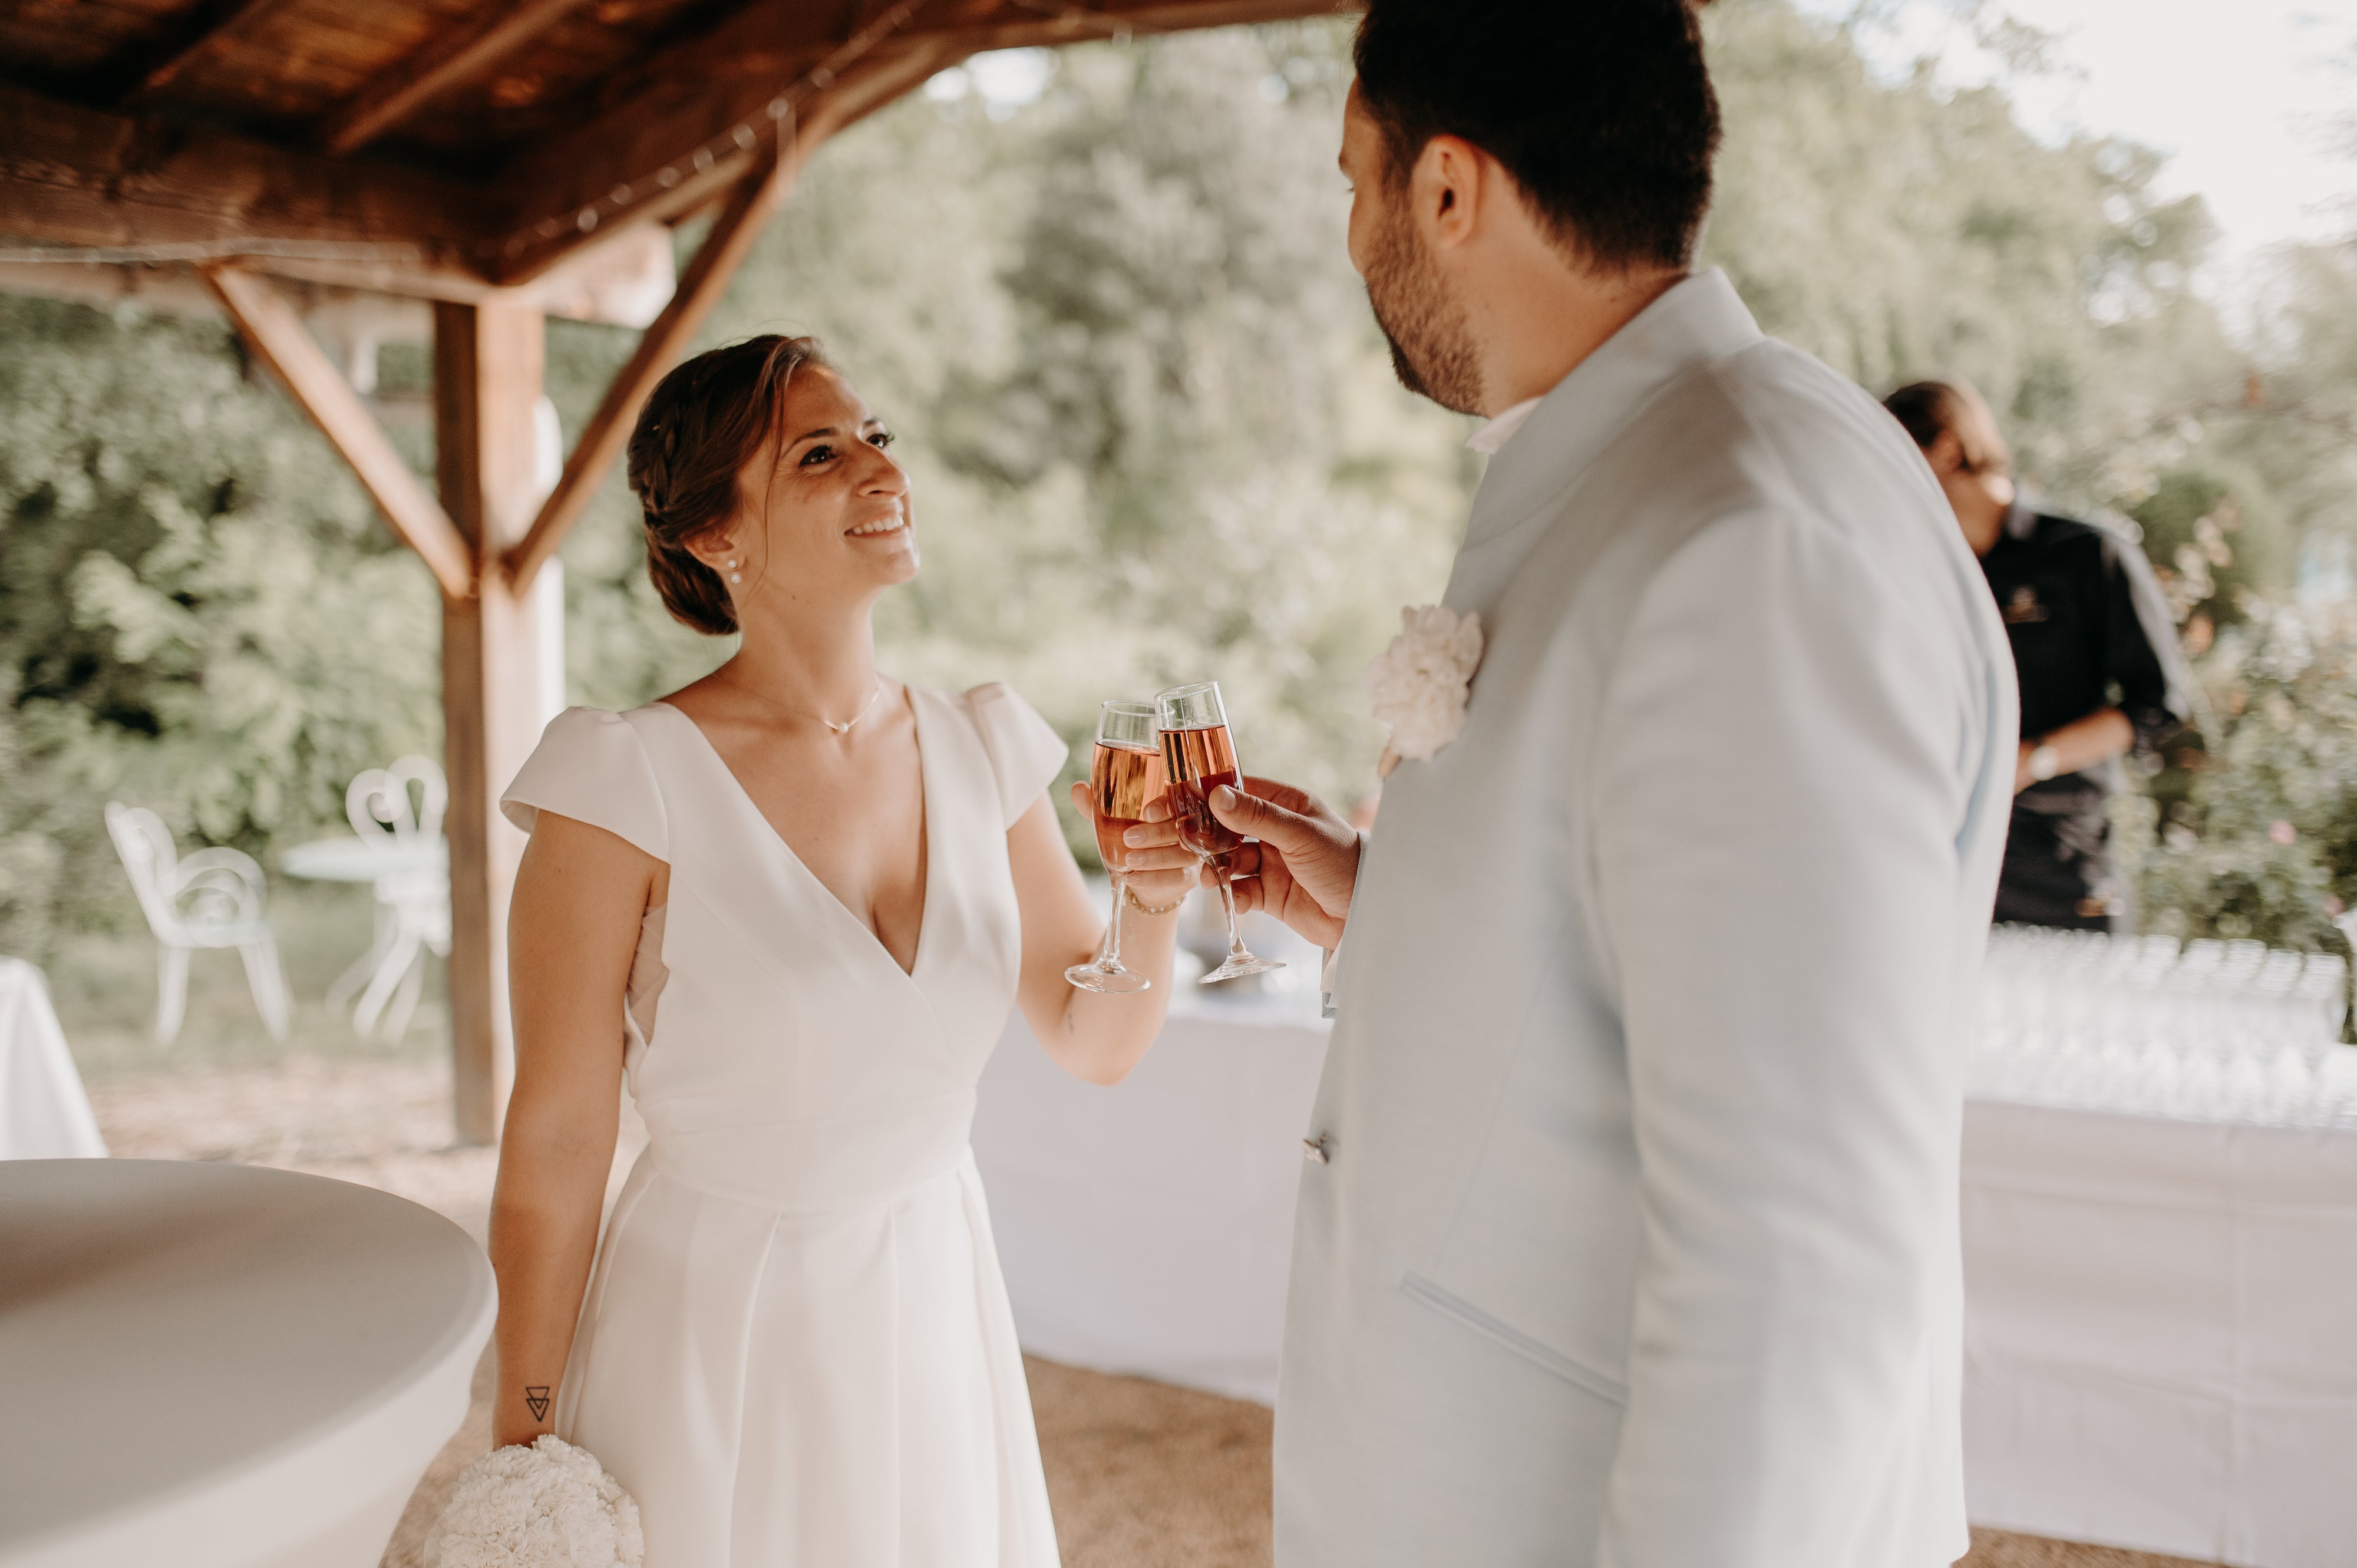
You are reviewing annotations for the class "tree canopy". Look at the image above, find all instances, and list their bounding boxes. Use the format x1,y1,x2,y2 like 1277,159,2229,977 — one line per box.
5,0,2352,957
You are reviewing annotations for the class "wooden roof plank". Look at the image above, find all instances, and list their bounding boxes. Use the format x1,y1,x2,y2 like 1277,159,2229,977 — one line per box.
490,33,962,283
113,0,306,104
321,0,604,154
204,265,477,598
3,0,1352,296
0,13,144,78
502,130,801,593
487,0,1346,278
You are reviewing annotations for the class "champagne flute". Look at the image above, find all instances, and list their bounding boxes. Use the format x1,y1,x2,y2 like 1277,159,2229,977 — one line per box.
1155,681,1283,984
1066,701,1163,994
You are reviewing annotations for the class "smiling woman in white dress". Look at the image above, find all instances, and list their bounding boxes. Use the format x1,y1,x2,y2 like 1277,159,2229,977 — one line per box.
485,334,1186,1566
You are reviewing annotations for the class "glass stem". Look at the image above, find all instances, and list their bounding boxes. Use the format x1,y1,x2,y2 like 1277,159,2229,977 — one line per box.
1102,871,1130,971
1215,870,1250,960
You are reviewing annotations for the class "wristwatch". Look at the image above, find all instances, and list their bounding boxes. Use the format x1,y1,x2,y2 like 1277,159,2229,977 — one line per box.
2027,742,2061,783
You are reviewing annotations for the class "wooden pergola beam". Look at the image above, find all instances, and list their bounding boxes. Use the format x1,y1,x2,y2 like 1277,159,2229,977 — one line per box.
490,35,963,286
203,266,477,600
320,0,603,156
0,87,491,288
503,135,804,594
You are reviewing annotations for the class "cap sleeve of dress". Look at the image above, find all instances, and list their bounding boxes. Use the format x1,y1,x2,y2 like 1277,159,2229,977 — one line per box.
499,707,670,862
963,683,1070,830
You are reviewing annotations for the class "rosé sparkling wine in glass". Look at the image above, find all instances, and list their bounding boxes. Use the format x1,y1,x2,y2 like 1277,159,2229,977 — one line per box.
1154,682,1281,984
1066,701,1160,995
1158,722,1243,866
1091,740,1166,870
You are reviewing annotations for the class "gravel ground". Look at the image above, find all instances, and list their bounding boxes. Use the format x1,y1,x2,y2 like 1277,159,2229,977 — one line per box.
83,1059,2213,1568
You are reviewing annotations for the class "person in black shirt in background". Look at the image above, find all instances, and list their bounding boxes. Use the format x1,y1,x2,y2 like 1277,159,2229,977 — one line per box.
1887,379,2194,929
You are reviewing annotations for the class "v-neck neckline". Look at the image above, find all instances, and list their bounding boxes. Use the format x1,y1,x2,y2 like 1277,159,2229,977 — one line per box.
650,690,936,983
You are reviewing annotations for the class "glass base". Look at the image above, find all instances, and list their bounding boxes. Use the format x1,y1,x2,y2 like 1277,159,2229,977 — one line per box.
1066,962,1152,994
1200,953,1284,984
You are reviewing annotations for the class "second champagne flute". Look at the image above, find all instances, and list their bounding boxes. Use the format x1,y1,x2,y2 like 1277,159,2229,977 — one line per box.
1154,681,1283,983
1066,701,1162,993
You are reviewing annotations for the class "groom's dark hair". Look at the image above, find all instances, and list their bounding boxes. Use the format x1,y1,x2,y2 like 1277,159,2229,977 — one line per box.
1354,0,1719,274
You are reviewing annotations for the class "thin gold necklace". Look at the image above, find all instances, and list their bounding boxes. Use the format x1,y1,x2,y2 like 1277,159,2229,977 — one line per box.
727,674,887,735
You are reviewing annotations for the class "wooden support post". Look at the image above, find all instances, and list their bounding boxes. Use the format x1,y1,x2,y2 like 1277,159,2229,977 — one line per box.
435,301,548,1146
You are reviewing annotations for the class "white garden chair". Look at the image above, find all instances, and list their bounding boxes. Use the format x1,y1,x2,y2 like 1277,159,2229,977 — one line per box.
104,803,292,1045
326,756,452,1041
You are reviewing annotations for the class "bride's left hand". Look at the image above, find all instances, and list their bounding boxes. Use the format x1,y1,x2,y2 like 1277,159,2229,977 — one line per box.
1068,783,1195,912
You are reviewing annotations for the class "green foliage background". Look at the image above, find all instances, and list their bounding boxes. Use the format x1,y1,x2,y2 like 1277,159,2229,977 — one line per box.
4,0,2355,960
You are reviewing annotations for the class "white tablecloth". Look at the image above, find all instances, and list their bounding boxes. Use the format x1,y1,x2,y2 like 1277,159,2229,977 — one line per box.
0,958,105,1160
1963,1099,2357,1567
0,1160,493,1568
972,1004,1329,1404
977,1011,2357,1565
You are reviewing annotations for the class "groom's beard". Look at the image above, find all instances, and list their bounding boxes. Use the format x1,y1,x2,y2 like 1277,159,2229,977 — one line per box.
1362,203,1483,416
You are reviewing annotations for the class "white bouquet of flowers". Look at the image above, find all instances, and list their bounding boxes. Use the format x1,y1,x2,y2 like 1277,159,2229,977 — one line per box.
426,1435,643,1568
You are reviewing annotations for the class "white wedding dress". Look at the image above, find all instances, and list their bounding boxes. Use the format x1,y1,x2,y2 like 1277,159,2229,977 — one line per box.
500,682,1067,1567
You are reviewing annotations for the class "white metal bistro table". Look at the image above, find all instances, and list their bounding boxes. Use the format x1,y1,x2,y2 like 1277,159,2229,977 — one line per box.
0,1158,493,1568
280,836,448,885
281,836,450,1038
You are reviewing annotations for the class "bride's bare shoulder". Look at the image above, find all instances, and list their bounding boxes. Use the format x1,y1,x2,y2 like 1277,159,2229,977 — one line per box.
651,669,731,724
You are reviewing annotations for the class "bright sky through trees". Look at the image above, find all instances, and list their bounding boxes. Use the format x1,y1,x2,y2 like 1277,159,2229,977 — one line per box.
1803,0,2357,278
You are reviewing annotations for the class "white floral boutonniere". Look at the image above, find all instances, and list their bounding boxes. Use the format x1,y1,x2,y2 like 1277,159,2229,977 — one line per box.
1366,604,1483,779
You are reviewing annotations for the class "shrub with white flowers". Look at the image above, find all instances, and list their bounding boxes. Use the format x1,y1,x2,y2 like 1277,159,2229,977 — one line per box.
2121,598,2357,958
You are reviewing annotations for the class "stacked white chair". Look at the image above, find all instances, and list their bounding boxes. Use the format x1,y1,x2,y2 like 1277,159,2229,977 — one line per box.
104,802,291,1044
329,755,453,1041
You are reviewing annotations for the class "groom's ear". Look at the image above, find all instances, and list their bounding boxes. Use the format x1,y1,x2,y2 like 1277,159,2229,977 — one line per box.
1414,136,1488,251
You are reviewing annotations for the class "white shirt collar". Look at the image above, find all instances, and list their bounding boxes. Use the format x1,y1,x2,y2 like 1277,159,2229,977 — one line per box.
1466,397,1545,455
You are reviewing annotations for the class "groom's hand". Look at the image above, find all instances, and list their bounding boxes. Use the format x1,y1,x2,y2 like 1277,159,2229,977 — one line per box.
1206,777,1358,950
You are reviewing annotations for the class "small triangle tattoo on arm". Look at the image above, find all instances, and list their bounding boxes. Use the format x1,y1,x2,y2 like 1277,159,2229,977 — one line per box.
524,1386,551,1422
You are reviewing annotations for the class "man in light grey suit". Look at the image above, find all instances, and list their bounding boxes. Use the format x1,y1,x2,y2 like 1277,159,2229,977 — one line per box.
1137,2,2019,1563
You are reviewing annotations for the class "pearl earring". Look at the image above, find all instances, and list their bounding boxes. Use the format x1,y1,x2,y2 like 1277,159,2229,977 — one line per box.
725,557,742,585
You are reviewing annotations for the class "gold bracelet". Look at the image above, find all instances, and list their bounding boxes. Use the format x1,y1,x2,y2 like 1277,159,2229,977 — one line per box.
1125,883,1184,917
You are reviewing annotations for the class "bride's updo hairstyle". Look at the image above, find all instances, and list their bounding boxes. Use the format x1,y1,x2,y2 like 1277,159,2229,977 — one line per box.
626,334,831,636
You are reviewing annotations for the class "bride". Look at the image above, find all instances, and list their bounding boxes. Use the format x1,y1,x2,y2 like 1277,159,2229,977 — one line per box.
486,334,1187,1564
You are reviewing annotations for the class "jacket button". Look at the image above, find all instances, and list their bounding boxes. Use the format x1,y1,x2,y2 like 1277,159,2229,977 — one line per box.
1303,1135,1331,1166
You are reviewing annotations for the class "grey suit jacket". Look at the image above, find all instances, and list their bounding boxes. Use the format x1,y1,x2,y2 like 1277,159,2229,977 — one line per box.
1274,272,2017,1568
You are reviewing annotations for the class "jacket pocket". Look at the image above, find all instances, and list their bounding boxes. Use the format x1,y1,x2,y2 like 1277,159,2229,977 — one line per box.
1400,1272,1628,1405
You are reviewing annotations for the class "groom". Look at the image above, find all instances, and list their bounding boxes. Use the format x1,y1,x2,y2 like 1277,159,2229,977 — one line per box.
1189,2,2016,1563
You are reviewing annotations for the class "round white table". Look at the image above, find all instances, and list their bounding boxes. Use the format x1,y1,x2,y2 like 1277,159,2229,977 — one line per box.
0,1160,493,1568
